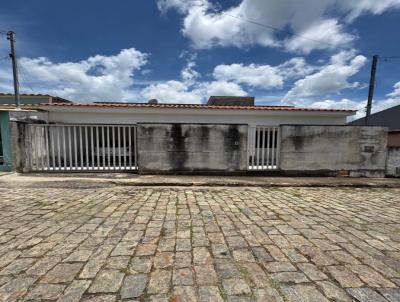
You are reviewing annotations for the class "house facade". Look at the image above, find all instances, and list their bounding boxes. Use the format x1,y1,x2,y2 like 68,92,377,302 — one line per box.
2,95,393,177
33,102,353,126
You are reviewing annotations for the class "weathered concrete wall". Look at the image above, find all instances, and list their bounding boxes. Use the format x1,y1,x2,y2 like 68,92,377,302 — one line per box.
386,147,400,177
279,125,387,177
9,122,29,172
137,124,247,173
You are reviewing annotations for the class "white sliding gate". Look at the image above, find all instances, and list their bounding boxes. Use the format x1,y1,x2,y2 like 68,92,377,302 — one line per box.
27,124,138,172
248,126,280,170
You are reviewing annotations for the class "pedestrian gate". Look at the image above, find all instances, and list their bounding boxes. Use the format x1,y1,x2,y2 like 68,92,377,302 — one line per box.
27,124,138,172
248,126,280,170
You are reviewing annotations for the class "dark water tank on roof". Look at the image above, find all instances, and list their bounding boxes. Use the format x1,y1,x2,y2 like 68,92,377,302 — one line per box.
207,96,255,106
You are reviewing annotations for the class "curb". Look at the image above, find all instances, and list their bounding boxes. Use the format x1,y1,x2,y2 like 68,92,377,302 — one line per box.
111,181,400,188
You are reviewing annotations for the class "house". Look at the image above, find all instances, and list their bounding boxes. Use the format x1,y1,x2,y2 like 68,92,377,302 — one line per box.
0,93,70,105
4,94,391,177
349,104,400,147
29,96,354,126
7,95,378,174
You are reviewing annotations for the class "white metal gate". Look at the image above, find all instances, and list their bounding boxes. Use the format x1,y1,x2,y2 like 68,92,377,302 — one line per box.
27,124,138,172
248,126,280,170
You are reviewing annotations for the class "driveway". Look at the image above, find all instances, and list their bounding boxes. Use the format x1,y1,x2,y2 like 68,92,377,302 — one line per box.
0,186,399,301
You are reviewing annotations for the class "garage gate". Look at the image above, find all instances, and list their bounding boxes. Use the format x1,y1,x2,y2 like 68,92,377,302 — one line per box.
27,124,138,172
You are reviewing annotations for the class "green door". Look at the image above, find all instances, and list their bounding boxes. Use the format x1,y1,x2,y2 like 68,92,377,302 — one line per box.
0,112,12,172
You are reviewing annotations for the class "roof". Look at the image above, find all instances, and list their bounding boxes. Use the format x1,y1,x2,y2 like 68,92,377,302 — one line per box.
29,102,355,113
0,93,52,97
0,104,40,112
349,104,400,130
0,93,71,104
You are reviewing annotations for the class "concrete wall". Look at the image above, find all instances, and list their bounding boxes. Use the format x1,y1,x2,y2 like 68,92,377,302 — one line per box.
279,125,388,177
386,147,400,177
9,122,29,172
9,110,49,123
137,124,247,173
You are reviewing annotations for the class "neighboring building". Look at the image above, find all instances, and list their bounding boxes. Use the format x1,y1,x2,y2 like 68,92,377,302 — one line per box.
0,93,70,105
0,92,68,171
349,104,400,146
0,110,12,171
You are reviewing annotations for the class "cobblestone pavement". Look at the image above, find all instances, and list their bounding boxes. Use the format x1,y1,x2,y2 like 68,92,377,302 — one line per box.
0,186,399,302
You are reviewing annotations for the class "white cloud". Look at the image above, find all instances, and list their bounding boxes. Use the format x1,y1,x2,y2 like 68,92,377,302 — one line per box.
180,58,200,84
141,80,203,103
278,57,316,79
339,0,400,21
158,0,400,52
372,98,400,113
16,48,148,101
140,59,247,103
283,50,367,102
284,19,354,54
205,81,247,96
309,98,365,120
140,79,247,104
213,63,283,89
307,80,400,121
0,47,250,104
212,58,317,90
387,81,400,97
157,0,208,14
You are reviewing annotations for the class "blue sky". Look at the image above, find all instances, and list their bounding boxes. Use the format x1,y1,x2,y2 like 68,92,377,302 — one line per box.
1,0,400,117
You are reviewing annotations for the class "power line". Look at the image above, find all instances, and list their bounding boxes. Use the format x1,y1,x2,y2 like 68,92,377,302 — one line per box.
18,64,35,93
222,13,400,60
0,30,9,37
222,13,343,49
381,56,400,61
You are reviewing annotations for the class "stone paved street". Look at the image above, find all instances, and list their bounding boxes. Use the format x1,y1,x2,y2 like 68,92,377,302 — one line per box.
0,186,399,301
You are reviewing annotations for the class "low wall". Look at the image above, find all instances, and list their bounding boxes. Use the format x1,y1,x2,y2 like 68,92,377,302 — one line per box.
137,124,247,173
279,125,388,177
386,147,400,177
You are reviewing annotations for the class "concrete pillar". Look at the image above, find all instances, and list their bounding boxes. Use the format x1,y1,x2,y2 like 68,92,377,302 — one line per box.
9,121,29,172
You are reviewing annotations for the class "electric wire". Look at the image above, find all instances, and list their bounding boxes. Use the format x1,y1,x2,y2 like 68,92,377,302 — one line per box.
222,13,400,60
222,13,347,49
17,61,35,93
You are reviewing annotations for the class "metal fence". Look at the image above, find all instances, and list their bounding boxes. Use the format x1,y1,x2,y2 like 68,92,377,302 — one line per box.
248,126,280,170
27,124,138,172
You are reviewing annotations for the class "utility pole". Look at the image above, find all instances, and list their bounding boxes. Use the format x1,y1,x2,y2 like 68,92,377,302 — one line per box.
365,55,378,125
6,31,21,109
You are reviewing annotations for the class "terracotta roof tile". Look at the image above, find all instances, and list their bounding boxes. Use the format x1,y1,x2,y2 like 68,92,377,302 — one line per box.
0,93,52,97
30,102,355,113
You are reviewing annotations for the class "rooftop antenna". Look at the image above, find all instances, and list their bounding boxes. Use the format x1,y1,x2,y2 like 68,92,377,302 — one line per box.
7,31,21,109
